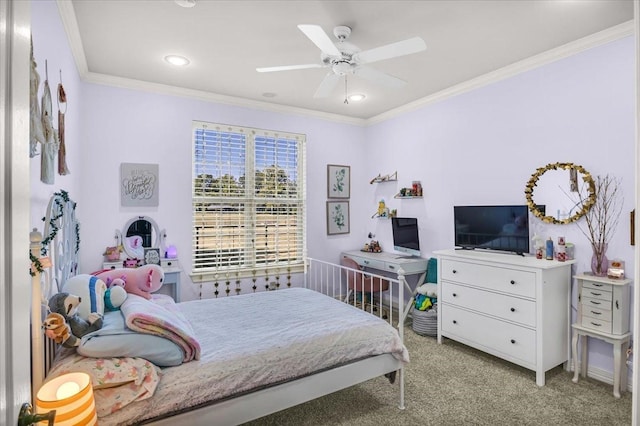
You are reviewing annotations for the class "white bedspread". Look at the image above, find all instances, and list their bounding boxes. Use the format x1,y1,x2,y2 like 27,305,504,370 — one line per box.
99,287,409,425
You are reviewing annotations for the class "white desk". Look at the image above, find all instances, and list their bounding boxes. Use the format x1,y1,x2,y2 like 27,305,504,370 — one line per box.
340,250,428,321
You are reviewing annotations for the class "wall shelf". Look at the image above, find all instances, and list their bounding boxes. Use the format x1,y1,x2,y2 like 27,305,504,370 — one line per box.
370,171,397,184
394,194,423,199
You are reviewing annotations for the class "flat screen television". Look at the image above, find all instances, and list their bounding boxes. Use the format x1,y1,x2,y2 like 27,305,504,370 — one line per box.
454,205,530,254
391,217,421,257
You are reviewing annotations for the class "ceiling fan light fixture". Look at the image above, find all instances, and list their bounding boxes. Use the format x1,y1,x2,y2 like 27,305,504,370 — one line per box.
174,0,196,8
164,55,190,66
348,94,366,102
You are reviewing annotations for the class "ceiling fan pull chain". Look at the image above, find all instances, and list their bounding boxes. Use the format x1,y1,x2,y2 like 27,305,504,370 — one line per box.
344,76,348,104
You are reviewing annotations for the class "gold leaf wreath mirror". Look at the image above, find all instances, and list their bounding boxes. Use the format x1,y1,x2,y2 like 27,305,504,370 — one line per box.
524,162,596,225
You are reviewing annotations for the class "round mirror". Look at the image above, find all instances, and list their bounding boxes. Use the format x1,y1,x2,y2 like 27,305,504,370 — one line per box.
120,216,165,258
525,162,596,225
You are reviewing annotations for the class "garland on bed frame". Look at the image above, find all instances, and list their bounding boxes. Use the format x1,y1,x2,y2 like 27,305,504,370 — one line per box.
29,190,80,277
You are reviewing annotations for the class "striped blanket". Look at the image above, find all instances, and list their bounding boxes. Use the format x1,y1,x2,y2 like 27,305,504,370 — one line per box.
120,294,201,362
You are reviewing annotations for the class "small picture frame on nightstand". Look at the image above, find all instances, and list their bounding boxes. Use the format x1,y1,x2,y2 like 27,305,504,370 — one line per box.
144,247,161,265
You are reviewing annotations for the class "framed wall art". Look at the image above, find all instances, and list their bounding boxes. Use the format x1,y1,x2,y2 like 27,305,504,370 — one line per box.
120,163,159,207
327,200,350,235
327,164,350,199
144,247,161,265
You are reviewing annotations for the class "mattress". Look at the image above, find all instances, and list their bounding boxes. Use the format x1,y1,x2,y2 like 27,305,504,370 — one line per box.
95,287,409,425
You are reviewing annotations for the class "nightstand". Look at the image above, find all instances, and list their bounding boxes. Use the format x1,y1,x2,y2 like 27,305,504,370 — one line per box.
571,274,631,398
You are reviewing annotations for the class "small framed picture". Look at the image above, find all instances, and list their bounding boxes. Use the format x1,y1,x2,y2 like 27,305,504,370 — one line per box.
327,164,350,199
327,201,350,235
144,247,161,265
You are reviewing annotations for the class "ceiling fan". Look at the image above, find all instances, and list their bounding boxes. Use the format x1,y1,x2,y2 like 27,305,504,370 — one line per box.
256,25,427,98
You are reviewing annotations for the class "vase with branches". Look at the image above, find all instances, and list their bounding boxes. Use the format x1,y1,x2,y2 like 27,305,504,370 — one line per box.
577,174,623,276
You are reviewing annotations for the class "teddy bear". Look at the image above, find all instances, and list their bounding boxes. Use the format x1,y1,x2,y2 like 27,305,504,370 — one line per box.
94,264,164,300
48,292,103,339
42,312,79,348
104,276,128,311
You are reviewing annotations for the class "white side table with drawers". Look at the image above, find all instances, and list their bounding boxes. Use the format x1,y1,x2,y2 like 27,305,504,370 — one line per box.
571,274,631,398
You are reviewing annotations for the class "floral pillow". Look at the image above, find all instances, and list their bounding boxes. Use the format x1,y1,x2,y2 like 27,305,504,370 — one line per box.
47,351,161,417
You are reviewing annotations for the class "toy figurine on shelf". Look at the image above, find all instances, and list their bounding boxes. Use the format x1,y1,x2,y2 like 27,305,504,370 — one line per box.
363,240,382,253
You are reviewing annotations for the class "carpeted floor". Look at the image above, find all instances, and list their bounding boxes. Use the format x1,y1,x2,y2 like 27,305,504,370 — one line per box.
244,323,632,425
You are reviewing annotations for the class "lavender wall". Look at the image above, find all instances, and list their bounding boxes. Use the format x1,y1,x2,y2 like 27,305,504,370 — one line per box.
31,0,635,383
364,36,635,374
30,0,83,231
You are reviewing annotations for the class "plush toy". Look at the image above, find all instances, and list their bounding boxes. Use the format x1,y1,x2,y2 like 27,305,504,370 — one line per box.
43,312,79,348
104,276,128,311
62,274,107,320
94,264,164,300
48,292,103,339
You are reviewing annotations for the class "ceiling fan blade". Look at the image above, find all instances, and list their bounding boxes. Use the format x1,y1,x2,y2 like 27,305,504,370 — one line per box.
354,66,406,89
256,63,323,73
313,73,341,98
354,37,426,65
298,24,341,57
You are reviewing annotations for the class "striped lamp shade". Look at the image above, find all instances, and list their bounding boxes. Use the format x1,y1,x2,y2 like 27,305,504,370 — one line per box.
35,372,97,425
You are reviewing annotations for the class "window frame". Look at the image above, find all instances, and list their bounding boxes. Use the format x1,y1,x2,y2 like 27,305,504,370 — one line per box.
191,121,306,281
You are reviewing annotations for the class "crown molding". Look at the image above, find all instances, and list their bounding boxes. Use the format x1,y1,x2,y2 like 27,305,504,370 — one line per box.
366,20,634,126
57,0,632,128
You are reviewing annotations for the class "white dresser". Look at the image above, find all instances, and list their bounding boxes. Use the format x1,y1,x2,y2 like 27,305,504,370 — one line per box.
435,249,574,386
102,259,182,302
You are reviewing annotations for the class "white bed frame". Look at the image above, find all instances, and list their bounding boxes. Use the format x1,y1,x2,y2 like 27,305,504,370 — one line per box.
30,195,408,425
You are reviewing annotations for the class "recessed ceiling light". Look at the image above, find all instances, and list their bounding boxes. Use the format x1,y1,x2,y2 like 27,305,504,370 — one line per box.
348,94,366,102
164,55,190,66
175,0,196,8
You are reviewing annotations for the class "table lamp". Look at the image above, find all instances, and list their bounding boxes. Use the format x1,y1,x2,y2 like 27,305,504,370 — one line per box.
35,372,97,425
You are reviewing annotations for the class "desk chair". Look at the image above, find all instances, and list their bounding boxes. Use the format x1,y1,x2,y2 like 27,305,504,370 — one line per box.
341,257,390,319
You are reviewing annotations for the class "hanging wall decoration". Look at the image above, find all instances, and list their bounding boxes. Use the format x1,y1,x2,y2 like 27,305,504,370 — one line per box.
57,70,70,175
120,163,159,207
40,60,60,185
30,36,45,158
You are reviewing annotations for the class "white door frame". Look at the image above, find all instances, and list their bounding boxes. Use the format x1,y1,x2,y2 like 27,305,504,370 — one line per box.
633,1,640,424
0,0,32,424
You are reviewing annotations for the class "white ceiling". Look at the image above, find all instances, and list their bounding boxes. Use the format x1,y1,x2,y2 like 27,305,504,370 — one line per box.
63,0,634,123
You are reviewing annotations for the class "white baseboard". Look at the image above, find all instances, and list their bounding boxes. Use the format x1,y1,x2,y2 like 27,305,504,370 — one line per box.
565,361,632,393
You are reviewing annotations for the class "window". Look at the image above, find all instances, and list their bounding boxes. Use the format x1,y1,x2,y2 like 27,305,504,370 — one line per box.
192,121,306,279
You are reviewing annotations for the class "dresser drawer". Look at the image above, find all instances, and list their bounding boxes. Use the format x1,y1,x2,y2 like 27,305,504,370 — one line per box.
441,305,535,365
581,316,613,334
582,286,613,302
161,258,180,269
441,282,536,327
441,260,535,298
348,256,385,271
582,280,612,293
581,296,612,311
581,303,611,321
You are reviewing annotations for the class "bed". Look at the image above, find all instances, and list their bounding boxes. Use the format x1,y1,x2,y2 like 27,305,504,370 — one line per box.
30,192,410,425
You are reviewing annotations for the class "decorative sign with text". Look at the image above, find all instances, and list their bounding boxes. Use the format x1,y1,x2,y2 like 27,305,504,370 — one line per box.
120,163,159,207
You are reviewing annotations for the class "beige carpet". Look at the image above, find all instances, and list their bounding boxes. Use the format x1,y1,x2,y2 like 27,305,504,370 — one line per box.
244,324,632,425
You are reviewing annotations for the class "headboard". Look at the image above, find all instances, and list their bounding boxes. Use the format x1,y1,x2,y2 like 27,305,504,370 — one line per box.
30,190,79,401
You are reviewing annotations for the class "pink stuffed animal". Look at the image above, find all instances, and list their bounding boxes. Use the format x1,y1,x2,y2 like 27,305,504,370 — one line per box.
93,264,164,300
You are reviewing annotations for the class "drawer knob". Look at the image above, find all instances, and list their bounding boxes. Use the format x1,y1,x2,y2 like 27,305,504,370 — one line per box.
452,293,457,297
590,300,601,305
616,300,619,309
590,310,601,315
110,266,115,270
452,269,457,274
590,322,602,327
510,280,515,285
510,339,516,344
510,307,515,312
167,261,173,266
590,292,602,296
452,320,457,324
389,265,395,269
592,283,603,287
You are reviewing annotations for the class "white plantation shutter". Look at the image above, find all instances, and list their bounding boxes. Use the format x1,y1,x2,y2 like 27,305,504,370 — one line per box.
192,121,306,278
